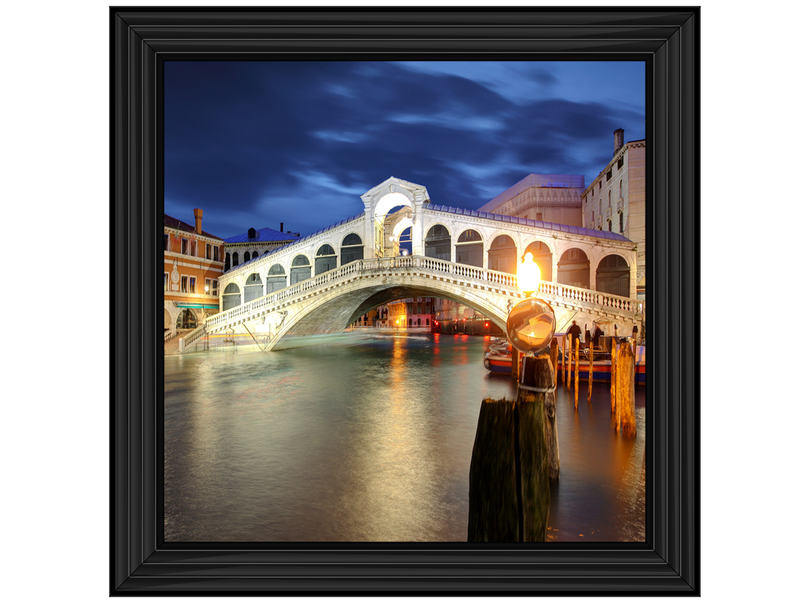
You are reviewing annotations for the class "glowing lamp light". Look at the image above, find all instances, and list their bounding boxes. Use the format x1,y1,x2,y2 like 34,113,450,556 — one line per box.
517,252,541,297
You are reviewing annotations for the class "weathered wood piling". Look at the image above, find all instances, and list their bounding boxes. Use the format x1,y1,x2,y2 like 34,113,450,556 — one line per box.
574,338,580,408
468,355,554,542
550,339,559,387
587,343,594,401
610,340,618,414
615,343,637,437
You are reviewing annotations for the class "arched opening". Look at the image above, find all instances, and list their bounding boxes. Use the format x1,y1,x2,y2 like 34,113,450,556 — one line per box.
596,254,630,297
164,308,171,331
290,255,311,285
266,264,287,293
232,252,239,267
244,273,263,302
222,283,241,310
524,240,553,282
225,253,231,271
176,308,197,330
340,233,364,265
244,251,251,262
557,248,590,289
455,229,483,267
315,244,337,275
488,234,517,274
424,225,451,260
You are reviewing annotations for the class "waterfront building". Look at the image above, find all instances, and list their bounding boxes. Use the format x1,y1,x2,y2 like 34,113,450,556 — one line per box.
388,298,435,330
223,223,300,271
582,129,646,297
164,210,225,337
476,173,585,227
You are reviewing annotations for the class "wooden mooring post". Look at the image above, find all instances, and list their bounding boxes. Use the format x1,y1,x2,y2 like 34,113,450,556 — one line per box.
610,340,618,414
615,343,637,437
549,339,559,387
574,338,580,408
587,343,594,401
468,355,554,542
561,335,567,385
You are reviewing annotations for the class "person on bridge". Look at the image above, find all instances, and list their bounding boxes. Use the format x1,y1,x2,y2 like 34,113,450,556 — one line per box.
567,320,582,347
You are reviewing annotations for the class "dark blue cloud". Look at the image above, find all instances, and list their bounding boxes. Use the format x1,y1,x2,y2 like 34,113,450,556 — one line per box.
165,61,644,238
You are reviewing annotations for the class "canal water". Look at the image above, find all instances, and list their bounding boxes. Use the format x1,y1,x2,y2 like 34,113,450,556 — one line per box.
164,333,645,543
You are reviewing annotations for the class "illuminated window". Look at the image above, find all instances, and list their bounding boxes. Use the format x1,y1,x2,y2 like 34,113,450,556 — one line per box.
189,277,196,293
205,278,211,294
181,276,188,292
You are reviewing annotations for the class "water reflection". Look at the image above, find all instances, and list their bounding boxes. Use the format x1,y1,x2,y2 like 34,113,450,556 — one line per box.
165,333,644,542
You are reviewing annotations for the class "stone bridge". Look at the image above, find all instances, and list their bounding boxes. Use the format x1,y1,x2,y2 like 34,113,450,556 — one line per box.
180,255,645,353
178,177,644,352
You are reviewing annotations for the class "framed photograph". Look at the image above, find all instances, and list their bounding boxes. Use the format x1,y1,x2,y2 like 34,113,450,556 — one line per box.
112,7,699,595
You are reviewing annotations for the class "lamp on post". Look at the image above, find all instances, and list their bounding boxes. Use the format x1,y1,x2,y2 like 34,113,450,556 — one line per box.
507,253,556,374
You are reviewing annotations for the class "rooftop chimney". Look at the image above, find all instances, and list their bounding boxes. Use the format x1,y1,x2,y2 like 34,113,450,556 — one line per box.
193,208,203,234
613,128,624,157
280,222,284,232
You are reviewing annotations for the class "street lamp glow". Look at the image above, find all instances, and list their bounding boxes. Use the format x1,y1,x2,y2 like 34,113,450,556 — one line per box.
518,252,540,297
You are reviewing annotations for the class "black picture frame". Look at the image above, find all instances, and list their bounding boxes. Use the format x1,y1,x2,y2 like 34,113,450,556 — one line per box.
111,6,699,596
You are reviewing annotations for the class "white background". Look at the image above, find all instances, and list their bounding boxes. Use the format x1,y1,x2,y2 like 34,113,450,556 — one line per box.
2,1,801,601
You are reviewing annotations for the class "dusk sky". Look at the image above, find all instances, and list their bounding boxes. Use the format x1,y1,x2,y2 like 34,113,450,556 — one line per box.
165,61,645,240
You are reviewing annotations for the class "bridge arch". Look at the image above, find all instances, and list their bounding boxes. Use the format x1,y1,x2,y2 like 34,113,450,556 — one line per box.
244,273,263,302
488,234,517,274
222,282,241,310
290,254,311,285
315,243,338,275
455,228,483,267
424,224,451,260
523,239,554,283
557,248,590,289
596,253,630,297
272,278,511,349
266,263,286,293
340,233,364,265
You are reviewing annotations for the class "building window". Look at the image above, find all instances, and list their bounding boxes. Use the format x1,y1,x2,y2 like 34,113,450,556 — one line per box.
617,156,624,170
606,169,612,181
214,246,220,262
164,273,168,291
212,280,219,296
181,238,188,254
607,219,612,231
205,278,211,294
189,277,196,293
619,211,624,233
536,212,543,221
206,243,211,260
232,252,239,267
190,240,196,256
181,275,188,292
608,191,612,207
244,251,251,262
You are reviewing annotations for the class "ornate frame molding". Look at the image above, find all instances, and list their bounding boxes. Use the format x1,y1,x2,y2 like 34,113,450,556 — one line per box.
112,7,699,596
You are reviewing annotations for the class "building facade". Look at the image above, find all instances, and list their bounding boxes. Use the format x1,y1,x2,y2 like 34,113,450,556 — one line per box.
223,224,300,271
164,209,225,337
582,129,646,297
477,173,585,227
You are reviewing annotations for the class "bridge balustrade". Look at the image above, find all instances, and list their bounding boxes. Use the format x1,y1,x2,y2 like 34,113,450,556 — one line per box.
181,255,644,350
